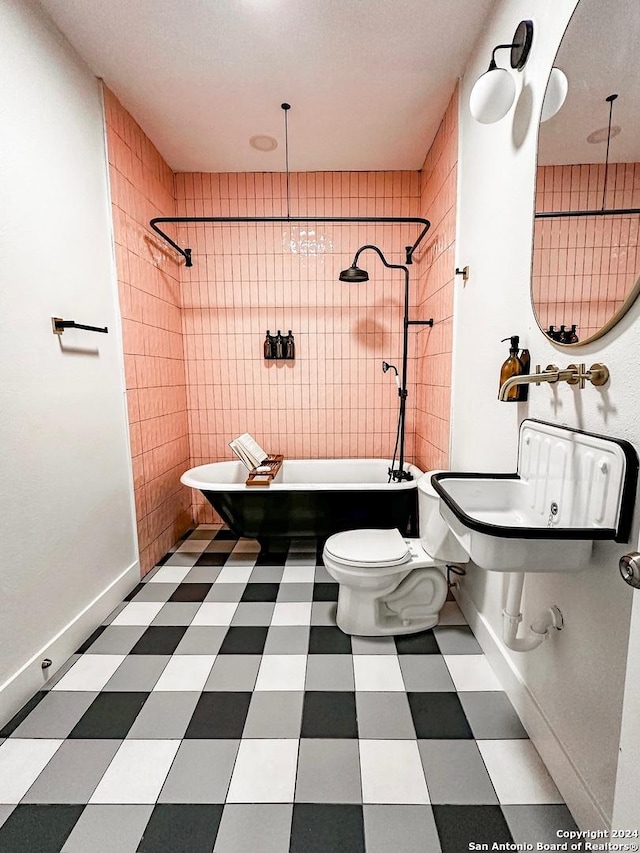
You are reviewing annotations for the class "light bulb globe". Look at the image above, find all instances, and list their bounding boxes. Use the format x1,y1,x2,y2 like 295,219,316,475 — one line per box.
540,67,568,122
469,67,516,124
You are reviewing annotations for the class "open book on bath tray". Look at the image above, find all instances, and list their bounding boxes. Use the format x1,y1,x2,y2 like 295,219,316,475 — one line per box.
229,433,283,486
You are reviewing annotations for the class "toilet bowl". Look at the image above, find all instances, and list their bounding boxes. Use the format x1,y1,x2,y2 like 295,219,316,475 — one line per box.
323,472,468,636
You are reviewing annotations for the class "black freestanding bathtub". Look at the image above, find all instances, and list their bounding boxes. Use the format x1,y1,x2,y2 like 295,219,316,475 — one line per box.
181,458,422,544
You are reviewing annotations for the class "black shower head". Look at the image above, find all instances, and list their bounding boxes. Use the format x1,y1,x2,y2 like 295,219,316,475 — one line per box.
338,263,369,283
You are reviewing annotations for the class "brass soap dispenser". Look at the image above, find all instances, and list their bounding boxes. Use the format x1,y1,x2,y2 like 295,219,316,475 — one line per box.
499,336,524,401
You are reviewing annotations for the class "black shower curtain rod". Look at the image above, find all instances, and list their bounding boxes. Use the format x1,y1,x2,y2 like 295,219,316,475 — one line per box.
535,207,640,220
149,216,431,268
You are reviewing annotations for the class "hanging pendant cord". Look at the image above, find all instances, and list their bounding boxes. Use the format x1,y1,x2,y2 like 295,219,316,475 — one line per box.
602,94,618,211
282,103,291,218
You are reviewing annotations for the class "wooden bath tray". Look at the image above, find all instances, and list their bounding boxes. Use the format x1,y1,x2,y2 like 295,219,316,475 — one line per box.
245,455,284,487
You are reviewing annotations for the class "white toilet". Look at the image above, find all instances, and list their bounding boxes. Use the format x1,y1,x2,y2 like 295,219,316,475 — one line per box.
323,472,468,636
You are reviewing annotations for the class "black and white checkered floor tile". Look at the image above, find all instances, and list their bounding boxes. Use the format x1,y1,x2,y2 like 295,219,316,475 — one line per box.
0,525,577,852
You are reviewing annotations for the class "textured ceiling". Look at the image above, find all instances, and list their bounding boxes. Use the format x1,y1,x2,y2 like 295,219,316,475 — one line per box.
537,0,640,166
37,0,496,173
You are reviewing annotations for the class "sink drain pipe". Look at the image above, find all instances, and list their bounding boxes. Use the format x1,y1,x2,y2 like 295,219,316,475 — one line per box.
502,572,563,652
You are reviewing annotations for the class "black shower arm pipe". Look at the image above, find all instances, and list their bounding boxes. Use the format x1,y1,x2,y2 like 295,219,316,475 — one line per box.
349,244,433,481
149,216,431,268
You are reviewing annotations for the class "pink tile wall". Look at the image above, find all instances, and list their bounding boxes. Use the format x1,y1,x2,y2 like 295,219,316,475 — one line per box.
104,87,191,574
104,87,458,533
174,172,423,523
533,163,640,341
412,88,458,471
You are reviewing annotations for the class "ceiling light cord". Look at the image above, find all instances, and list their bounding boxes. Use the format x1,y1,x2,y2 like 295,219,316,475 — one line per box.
602,94,618,211
281,103,291,218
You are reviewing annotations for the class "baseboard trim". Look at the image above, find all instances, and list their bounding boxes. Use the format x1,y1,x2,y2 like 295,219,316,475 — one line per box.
455,583,609,831
0,559,140,728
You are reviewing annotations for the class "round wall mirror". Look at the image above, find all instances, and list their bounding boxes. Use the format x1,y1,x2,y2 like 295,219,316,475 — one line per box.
531,0,640,346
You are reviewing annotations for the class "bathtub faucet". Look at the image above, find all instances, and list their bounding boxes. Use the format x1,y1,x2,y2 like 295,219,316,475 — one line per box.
389,466,414,482
383,362,411,481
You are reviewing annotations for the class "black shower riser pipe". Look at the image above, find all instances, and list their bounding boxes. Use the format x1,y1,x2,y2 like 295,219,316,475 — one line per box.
149,216,431,268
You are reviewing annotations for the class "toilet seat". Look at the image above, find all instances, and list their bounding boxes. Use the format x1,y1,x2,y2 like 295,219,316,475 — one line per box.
324,529,411,568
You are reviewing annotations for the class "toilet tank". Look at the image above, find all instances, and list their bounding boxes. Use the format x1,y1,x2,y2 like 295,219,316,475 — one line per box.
418,471,469,563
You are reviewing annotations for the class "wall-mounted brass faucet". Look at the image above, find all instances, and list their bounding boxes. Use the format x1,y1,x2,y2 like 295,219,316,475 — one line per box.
498,363,609,401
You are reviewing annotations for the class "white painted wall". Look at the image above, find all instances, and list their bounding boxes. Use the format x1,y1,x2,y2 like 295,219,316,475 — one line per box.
0,0,138,723
453,0,640,829
612,563,640,828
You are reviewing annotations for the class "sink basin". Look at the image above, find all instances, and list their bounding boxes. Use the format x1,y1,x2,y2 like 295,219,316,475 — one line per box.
431,420,638,573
